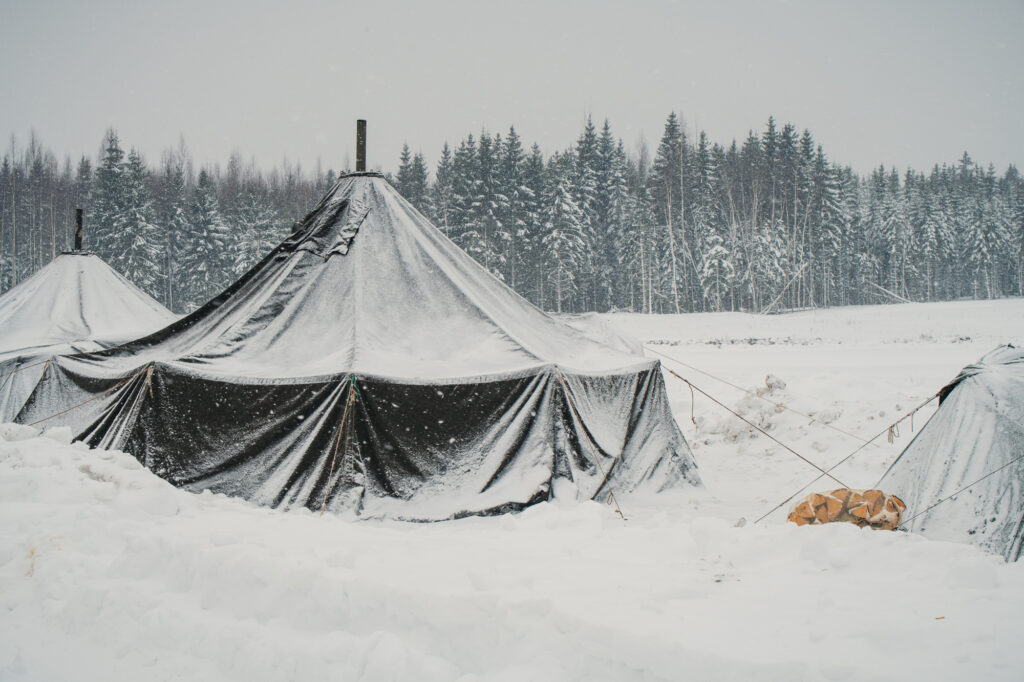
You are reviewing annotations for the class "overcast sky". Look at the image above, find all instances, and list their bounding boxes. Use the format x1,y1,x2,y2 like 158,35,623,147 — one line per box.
2,0,1022,177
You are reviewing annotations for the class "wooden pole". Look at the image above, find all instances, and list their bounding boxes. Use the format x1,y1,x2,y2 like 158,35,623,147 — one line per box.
356,119,366,172
74,208,83,251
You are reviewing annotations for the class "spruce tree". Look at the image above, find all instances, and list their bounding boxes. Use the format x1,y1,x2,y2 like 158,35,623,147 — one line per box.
649,113,684,312
155,150,190,311
117,148,161,296
541,174,586,312
232,188,281,275
179,168,229,309
498,126,528,288
90,129,127,265
396,144,413,197
431,143,454,235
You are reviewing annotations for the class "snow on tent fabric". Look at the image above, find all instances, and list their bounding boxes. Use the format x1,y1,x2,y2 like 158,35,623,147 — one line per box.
0,252,176,422
16,173,701,519
879,345,1024,561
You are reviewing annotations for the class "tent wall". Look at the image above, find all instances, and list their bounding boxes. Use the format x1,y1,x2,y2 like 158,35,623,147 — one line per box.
879,346,1024,561
18,360,698,520
0,356,49,423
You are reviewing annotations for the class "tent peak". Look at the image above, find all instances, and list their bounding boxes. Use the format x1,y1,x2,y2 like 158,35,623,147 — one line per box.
339,171,385,179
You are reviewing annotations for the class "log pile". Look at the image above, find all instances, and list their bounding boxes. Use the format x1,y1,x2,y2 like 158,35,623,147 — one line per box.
788,488,906,530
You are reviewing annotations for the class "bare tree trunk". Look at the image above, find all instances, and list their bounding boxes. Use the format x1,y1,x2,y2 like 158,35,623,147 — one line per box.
679,130,688,311
639,233,647,313
666,191,680,313
556,262,562,313
50,191,55,260
10,170,16,284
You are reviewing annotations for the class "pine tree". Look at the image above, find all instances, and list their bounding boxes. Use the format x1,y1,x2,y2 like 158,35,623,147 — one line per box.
116,149,161,296
449,134,477,246
520,143,547,306
498,126,529,288
155,148,191,311
460,131,506,278
408,152,431,215
396,144,413,197
0,155,12,289
541,174,586,312
621,185,657,312
700,233,734,311
179,168,229,309
232,188,281,275
649,112,684,312
431,143,454,235
90,129,127,266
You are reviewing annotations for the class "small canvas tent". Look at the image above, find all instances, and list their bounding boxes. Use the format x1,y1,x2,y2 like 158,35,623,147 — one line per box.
879,345,1024,561
0,252,176,422
17,173,701,519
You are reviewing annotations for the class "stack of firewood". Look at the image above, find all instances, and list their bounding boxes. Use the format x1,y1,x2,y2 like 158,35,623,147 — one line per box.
788,489,906,530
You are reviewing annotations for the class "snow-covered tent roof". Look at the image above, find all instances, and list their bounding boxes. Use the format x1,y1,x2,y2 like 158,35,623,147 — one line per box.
879,345,1024,561
0,253,176,421
0,252,174,361
60,174,649,380
18,174,700,519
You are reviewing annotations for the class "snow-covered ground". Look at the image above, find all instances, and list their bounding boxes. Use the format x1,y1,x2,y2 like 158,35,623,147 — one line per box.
2,299,1023,681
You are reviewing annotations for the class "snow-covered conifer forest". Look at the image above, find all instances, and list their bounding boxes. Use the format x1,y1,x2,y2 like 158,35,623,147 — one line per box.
1,113,1021,314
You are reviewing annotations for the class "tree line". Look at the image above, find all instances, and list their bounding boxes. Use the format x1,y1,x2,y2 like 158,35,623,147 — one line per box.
2,115,1022,314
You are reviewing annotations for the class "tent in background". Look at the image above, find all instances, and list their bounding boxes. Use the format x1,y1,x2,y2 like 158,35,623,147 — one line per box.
0,252,176,422
879,345,1024,561
17,173,701,519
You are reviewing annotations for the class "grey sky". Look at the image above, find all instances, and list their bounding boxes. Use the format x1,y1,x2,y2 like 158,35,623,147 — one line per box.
2,0,1022,177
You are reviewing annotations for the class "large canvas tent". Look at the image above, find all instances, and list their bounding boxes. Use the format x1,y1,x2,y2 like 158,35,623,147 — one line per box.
879,345,1024,561
17,173,701,519
0,252,176,422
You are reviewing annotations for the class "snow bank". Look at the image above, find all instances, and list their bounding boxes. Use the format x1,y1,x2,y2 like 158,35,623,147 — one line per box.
2,424,1023,681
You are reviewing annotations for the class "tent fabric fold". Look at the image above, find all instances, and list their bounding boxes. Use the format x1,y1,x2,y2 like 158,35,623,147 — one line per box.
879,345,1024,561
16,173,700,519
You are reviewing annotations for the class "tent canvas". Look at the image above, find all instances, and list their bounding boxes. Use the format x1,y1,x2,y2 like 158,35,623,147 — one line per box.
879,345,1024,561
16,173,701,519
0,252,176,422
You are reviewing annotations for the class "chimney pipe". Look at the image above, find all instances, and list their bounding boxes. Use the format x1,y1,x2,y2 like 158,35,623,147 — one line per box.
74,208,83,251
356,119,366,172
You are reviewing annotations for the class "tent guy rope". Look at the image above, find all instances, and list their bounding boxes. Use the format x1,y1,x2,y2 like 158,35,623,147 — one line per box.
644,344,887,451
660,365,850,489
0,358,50,394
752,392,939,524
26,366,150,427
898,451,1024,530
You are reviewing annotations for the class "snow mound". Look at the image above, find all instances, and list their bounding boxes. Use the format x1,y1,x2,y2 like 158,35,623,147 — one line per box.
2,424,1024,681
